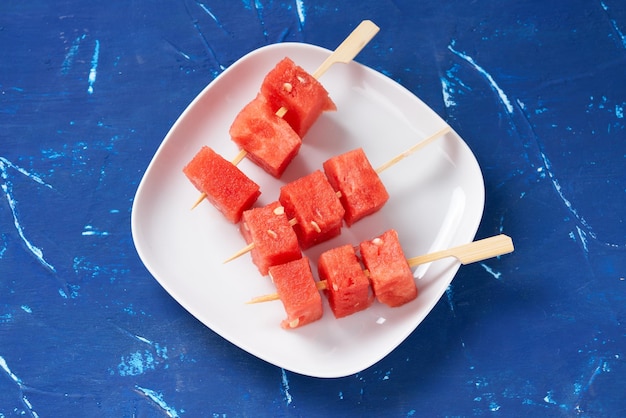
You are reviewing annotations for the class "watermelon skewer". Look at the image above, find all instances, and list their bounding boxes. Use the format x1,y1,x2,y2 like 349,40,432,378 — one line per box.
246,234,514,305
224,126,451,262
190,20,380,209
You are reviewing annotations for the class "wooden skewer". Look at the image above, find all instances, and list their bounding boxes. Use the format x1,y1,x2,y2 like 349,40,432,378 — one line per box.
224,126,452,262
223,217,298,263
248,280,328,304
190,149,250,209
231,148,248,166
312,20,380,79
375,126,451,174
191,20,380,210
246,234,514,304
224,242,255,263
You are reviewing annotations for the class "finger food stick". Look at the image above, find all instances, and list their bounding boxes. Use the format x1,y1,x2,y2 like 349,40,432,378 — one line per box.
231,148,248,166
224,126,451,262
375,126,451,174
191,20,380,209
246,234,514,304
224,217,298,264
189,148,254,210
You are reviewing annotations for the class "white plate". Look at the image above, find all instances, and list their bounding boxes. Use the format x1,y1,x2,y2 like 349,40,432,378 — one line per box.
131,43,485,378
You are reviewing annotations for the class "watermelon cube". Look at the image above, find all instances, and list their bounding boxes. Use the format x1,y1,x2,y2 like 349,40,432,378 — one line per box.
229,94,302,178
260,57,336,137
317,244,373,318
323,148,389,226
279,170,345,249
240,201,302,276
359,229,417,307
182,146,260,223
269,257,323,329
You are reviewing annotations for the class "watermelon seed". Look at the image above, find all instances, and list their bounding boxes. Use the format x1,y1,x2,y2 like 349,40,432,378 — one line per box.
310,220,322,233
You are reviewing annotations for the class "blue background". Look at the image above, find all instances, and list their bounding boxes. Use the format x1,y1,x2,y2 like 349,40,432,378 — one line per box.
1,1,625,416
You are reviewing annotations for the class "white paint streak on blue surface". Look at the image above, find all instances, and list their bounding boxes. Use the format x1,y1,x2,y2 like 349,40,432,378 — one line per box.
480,263,502,280
248,0,268,39
135,334,153,345
544,391,556,405
0,356,40,417
0,313,13,323
196,1,219,23
57,284,79,299
88,40,100,94
295,0,306,26
0,157,55,272
543,389,568,409
440,78,457,108
0,356,21,384
445,285,456,313
448,43,514,114
116,333,168,376
575,226,589,254
62,34,86,74
575,357,611,412
587,95,625,121
135,386,181,418
119,350,156,376
600,1,626,49
538,151,598,242
82,225,110,236
196,0,229,36
0,157,52,189
0,235,7,258
489,401,501,411
281,368,293,405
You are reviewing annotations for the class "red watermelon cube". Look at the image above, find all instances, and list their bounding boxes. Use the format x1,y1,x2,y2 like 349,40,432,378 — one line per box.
240,201,302,276
229,94,302,178
359,229,417,307
269,257,323,329
323,148,389,226
279,170,345,249
260,57,336,137
182,146,260,223
317,244,373,318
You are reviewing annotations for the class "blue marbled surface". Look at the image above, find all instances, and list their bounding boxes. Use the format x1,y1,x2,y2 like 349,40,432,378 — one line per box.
1,1,625,416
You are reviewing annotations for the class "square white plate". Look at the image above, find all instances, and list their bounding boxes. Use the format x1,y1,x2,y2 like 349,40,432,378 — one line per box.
131,42,484,378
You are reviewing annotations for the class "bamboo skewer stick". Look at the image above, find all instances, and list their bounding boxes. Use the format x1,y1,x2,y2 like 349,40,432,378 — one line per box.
246,234,514,304
375,126,451,174
312,20,380,79
223,217,299,263
191,20,380,210
248,280,328,304
190,149,251,210
231,148,248,166
405,234,514,266
224,242,255,263
223,126,452,263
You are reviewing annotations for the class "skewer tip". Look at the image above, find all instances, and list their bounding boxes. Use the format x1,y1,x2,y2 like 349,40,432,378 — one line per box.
190,192,206,210
224,242,255,264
